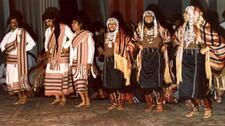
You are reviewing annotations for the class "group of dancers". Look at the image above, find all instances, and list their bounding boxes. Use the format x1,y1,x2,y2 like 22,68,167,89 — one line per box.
1,4,225,119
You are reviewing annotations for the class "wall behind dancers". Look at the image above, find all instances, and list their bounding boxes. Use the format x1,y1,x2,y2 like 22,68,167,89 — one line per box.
5,0,60,52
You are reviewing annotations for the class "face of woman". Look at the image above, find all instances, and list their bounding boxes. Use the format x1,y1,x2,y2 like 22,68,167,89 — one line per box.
144,15,153,24
10,18,18,31
183,11,190,22
44,19,54,28
71,20,81,32
108,23,117,32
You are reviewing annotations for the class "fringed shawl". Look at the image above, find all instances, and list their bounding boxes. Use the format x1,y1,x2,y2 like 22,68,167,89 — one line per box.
174,24,186,85
175,17,225,89
47,24,66,70
196,9,225,89
113,29,134,86
195,14,225,73
17,28,30,90
72,30,91,80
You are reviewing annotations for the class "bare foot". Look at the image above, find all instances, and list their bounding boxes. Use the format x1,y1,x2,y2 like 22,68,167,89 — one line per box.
185,111,199,118
108,104,118,110
145,107,153,112
75,102,86,108
49,99,61,105
13,99,23,105
117,105,124,110
85,100,90,107
59,100,66,106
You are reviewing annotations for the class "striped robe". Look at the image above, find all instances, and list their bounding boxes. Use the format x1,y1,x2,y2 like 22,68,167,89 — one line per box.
70,30,95,92
175,16,225,97
103,29,134,89
44,24,74,96
195,15,225,74
194,13,225,91
0,28,35,93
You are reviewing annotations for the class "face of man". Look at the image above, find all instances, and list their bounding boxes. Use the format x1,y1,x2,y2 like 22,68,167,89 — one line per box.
108,23,117,32
183,11,190,22
10,18,19,31
44,19,54,29
71,20,82,32
144,15,153,24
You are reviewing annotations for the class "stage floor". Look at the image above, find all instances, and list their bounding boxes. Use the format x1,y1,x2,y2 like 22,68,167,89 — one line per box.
0,92,225,126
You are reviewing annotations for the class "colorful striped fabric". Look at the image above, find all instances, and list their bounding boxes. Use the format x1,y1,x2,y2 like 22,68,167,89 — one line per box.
44,71,73,96
7,82,21,94
6,54,17,64
71,30,90,92
17,29,30,91
196,14,225,73
5,40,16,53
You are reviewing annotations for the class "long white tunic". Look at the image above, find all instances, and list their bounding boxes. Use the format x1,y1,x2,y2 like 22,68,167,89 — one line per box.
44,25,74,74
0,28,36,85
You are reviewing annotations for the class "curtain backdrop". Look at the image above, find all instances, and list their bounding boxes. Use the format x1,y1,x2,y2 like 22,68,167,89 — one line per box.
0,0,221,57
208,0,217,11
0,0,10,41
9,0,60,52
108,0,143,23
76,0,108,23
159,0,182,18
0,0,10,64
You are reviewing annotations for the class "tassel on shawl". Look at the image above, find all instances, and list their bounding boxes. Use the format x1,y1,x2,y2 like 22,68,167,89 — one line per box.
164,49,172,84
114,53,131,86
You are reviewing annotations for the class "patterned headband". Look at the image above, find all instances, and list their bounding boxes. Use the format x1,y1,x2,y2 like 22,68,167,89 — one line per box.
139,10,158,40
184,6,196,46
185,6,195,19
107,18,119,27
143,10,155,18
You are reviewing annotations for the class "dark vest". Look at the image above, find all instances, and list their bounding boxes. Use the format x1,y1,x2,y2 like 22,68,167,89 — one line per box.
142,32,162,49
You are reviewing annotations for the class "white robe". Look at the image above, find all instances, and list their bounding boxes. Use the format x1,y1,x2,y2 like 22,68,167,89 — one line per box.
70,32,95,91
44,25,74,96
0,28,36,86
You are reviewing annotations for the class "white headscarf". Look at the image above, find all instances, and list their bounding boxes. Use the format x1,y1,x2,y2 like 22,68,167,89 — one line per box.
139,10,158,41
106,18,119,44
183,6,197,47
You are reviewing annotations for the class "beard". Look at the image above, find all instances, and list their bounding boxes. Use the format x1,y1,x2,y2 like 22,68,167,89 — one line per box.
144,21,154,29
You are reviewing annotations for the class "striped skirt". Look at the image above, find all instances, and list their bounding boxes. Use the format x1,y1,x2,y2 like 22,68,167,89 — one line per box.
5,55,24,93
44,63,73,96
73,78,88,92
71,61,88,92
7,82,22,93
